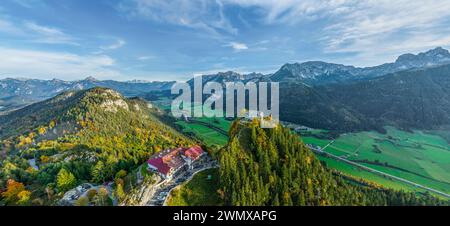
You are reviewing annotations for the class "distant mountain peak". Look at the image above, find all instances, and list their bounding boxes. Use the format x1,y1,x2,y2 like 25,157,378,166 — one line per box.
84,76,98,82
0,77,175,110
425,46,449,55
187,70,267,84
395,47,450,64
216,71,241,76
50,78,64,83
5,77,31,82
274,61,357,83
281,61,348,70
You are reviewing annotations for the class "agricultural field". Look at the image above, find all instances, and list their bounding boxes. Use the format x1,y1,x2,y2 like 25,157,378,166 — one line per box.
176,119,230,147
150,98,232,147
167,168,222,206
300,127,450,197
154,97,450,198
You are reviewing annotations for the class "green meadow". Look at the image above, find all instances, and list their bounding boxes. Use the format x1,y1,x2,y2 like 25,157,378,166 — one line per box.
301,127,450,197
167,168,222,206
176,119,230,146
153,100,232,147
175,103,232,147
156,98,450,198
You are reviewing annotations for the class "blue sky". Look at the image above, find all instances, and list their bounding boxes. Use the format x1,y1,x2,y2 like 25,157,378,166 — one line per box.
0,0,450,81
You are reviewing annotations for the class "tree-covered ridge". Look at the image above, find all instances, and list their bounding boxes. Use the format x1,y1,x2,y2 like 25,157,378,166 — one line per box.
0,87,191,205
280,64,450,133
219,120,447,206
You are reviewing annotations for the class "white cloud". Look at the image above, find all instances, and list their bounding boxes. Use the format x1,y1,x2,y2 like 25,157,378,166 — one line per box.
118,0,450,64
25,22,64,36
0,18,78,45
0,47,121,80
0,18,22,35
100,39,126,50
222,0,341,24
24,21,78,45
11,0,46,8
227,42,248,51
119,0,238,36
319,1,450,58
220,0,450,66
137,55,155,61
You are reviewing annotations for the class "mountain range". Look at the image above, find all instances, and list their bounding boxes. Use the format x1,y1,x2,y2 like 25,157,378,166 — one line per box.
272,47,450,85
280,63,450,132
0,77,174,113
1,47,450,206
2,47,450,132
4,47,447,102
189,47,450,86
188,47,450,132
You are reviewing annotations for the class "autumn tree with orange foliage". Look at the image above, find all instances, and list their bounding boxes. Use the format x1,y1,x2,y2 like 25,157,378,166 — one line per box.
1,179,31,205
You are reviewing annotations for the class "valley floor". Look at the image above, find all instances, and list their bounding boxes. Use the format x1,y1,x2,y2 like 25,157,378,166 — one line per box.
300,126,450,199
155,100,450,202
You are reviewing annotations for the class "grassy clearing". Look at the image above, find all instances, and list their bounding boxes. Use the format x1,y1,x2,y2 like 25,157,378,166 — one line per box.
176,121,229,146
167,168,222,206
193,117,231,132
155,100,232,147
175,114,232,147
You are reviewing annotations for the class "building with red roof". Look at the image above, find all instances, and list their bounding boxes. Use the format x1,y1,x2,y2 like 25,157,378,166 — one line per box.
147,157,171,176
147,146,205,179
183,146,204,161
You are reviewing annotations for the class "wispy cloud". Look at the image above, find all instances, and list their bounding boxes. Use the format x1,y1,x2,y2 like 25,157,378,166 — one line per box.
318,0,450,65
222,0,342,24
137,55,155,61
0,17,78,45
2,0,450,80
0,46,121,80
100,39,126,50
219,0,450,66
24,21,78,45
118,0,238,36
10,0,46,8
226,42,248,51
0,18,22,35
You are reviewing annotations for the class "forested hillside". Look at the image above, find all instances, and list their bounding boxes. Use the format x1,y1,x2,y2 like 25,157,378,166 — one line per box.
0,87,191,206
219,119,447,206
280,64,450,132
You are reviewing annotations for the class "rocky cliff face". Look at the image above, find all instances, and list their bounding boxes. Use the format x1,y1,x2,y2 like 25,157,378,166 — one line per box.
121,174,163,206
